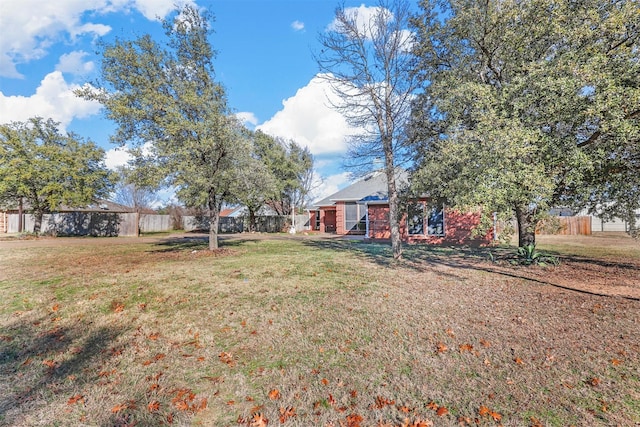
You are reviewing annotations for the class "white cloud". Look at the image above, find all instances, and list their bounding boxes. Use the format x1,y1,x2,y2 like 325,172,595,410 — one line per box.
55,51,95,76
134,0,194,21
0,71,102,129
0,0,112,78
310,172,351,203
104,146,132,170
291,20,305,31
257,75,356,156
0,0,194,78
236,111,258,127
328,4,390,38
327,4,413,51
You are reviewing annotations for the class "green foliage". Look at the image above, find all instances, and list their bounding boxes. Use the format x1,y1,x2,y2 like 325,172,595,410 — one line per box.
410,0,640,245
76,5,251,249
252,131,314,215
514,244,559,267
0,118,114,233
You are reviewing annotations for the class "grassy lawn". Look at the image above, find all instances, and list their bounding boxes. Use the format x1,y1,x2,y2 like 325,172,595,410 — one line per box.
0,235,638,426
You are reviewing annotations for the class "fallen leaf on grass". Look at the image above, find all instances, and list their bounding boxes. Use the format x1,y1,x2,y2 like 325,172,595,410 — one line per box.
401,419,433,427
219,352,236,367
529,416,543,427
251,412,269,426
268,389,281,400
611,358,622,366
67,394,84,405
426,402,438,411
478,405,501,421
111,301,125,313
436,342,448,353
328,394,337,405
321,378,330,385
588,377,600,386
279,406,296,423
479,339,491,348
373,396,395,409
111,403,128,413
147,401,160,412
346,413,363,427
436,406,448,416
514,357,524,365
459,344,473,353
175,400,190,411
42,360,56,368
52,304,60,312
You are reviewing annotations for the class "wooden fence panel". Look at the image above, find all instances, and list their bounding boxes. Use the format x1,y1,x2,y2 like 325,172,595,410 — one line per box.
553,216,591,235
140,214,172,233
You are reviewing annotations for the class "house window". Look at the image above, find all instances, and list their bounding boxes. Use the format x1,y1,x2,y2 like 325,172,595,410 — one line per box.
344,202,366,233
407,202,445,236
315,210,320,230
407,202,424,235
427,206,445,236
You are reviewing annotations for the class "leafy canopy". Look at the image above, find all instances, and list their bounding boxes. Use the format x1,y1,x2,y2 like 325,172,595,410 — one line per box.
76,5,252,249
0,117,113,231
410,0,640,244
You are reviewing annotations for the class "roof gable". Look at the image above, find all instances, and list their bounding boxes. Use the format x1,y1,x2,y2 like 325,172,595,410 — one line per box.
313,170,407,207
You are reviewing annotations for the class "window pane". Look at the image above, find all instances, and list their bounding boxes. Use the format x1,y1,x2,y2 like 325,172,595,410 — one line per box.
427,207,445,236
407,202,424,235
345,203,366,232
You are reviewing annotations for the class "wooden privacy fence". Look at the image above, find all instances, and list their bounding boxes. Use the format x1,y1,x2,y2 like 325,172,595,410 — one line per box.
536,216,592,235
182,214,310,233
4,212,312,236
5,212,138,236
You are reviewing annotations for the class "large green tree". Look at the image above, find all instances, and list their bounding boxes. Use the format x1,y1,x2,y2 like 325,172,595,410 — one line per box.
77,5,247,249
253,130,314,216
316,0,419,259
0,118,113,234
410,0,640,246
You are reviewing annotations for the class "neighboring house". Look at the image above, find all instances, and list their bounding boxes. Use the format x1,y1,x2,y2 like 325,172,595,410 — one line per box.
312,171,493,245
219,206,246,218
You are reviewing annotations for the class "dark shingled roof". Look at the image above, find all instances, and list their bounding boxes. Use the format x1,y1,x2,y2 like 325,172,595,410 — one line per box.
313,170,408,207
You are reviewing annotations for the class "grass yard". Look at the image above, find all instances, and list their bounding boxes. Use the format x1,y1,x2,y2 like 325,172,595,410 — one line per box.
0,233,638,426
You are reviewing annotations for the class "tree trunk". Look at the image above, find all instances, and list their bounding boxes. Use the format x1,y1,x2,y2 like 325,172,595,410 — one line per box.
33,210,43,235
208,192,221,250
18,198,23,233
382,138,402,260
515,205,536,247
248,208,256,232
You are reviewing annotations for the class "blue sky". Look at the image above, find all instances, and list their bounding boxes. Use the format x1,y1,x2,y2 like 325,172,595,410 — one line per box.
0,0,404,204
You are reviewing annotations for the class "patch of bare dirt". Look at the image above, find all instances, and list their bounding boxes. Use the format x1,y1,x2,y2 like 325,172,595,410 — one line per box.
482,257,640,300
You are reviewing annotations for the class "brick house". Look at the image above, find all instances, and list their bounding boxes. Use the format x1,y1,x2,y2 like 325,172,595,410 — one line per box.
312,171,493,245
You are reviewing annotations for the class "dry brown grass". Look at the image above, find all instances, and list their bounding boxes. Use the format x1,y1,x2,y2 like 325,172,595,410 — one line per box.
0,234,638,426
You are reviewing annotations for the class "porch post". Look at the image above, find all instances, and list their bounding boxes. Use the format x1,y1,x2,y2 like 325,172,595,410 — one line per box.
365,203,369,238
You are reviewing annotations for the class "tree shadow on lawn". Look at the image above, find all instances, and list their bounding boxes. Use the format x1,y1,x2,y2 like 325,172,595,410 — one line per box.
0,312,127,423
302,238,640,300
150,234,262,253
